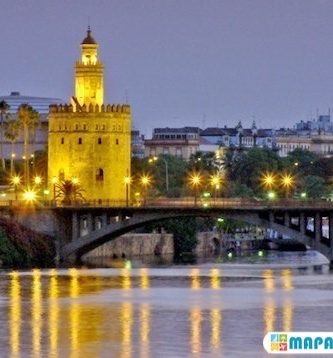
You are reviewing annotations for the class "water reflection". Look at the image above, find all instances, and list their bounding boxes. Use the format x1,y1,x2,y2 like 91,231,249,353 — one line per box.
210,308,222,353
190,268,200,290
121,302,133,358
210,268,220,289
140,304,150,358
49,269,59,358
32,269,42,357
9,272,20,358
3,255,330,357
190,307,202,354
69,268,80,358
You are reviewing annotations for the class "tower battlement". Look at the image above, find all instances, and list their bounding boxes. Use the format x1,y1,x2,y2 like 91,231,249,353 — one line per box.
49,103,131,114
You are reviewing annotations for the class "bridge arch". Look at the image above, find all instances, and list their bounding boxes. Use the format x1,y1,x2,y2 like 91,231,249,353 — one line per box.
59,209,319,262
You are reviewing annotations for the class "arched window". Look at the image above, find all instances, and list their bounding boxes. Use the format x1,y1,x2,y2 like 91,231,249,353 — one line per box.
75,124,79,130
116,138,119,145
61,137,64,144
83,124,87,130
96,168,104,181
78,137,82,144
98,137,102,144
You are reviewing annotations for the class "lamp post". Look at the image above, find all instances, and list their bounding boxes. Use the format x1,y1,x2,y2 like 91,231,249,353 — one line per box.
124,176,131,207
281,174,295,199
10,153,15,176
52,176,58,201
140,174,151,206
189,172,202,206
12,176,21,201
210,174,221,202
149,156,169,193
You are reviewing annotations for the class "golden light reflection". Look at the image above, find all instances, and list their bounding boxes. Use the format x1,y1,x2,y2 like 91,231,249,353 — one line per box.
69,269,79,358
210,308,222,352
262,269,275,293
121,269,131,290
190,268,200,290
140,304,150,358
190,307,202,354
263,298,276,333
9,272,21,358
32,269,42,357
281,269,293,291
210,269,220,289
140,268,150,290
121,302,133,358
49,269,59,357
283,299,293,332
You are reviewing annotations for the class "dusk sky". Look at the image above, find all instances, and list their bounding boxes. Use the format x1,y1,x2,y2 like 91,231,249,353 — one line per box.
1,0,333,135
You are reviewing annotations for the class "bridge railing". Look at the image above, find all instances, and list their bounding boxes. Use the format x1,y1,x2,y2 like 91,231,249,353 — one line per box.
1,197,333,209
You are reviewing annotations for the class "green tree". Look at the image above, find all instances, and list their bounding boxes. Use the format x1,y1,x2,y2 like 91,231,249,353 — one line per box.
17,104,39,184
0,100,10,171
300,175,327,199
4,118,20,175
285,148,323,177
55,179,85,205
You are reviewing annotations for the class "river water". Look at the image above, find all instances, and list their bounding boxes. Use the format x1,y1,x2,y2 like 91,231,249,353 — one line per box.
1,250,333,358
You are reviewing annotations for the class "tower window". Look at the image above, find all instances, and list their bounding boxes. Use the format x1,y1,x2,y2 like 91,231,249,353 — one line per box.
116,138,119,145
102,124,106,130
61,138,64,144
96,168,104,181
83,124,87,130
78,138,82,144
75,124,79,130
98,138,102,144
96,124,99,130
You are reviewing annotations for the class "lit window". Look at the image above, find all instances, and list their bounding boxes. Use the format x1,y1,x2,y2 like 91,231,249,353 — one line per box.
78,138,82,144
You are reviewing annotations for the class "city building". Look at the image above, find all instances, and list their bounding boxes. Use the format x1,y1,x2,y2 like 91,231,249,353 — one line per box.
276,134,311,157
200,121,275,150
131,129,145,158
295,113,333,133
144,127,200,160
48,27,131,201
0,92,63,158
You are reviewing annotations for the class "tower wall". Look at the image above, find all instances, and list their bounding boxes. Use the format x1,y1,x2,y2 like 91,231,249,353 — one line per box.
48,104,131,202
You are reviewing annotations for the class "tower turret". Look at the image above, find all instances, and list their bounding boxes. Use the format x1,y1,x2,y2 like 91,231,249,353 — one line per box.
74,27,104,108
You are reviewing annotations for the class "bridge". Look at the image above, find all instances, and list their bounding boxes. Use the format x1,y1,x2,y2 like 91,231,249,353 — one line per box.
5,198,333,264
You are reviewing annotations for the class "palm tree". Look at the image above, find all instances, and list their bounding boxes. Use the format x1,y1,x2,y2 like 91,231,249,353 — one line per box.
0,100,10,171
55,179,85,205
17,104,40,184
4,118,20,175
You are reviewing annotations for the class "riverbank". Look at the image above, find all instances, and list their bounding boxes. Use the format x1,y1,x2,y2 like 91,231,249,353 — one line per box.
0,217,55,268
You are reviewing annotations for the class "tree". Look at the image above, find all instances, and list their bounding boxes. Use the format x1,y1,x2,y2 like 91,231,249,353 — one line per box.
17,104,40,184
300,175,327,199
4,118,20,174
55,179,85,205
0,100,10,170
285,148,323,177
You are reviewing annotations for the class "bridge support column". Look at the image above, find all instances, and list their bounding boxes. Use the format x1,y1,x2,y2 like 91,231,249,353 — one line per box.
72,212,79,240
87,213,93,233
314,212,321,249
299,212,305,236
284,212,290,228
329,213,333,257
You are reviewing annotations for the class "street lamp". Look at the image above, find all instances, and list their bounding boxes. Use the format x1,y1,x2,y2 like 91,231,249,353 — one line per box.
140,174,152,205
210,174,221,201
189,172,202,206
261,172,276,190
23,189,36,202
281,174,295,199
34,175,42,185
52,176,58,201
124,175,131,207
11,176,21,201
149,156,169,193
10,153,16,176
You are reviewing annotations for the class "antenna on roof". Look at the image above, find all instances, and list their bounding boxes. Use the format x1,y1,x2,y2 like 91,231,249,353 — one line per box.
202,113,206,129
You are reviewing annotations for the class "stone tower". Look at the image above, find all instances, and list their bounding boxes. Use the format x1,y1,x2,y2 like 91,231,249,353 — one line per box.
48,28,131,202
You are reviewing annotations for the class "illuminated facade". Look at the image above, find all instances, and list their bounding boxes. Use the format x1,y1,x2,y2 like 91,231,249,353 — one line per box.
48,28,131,201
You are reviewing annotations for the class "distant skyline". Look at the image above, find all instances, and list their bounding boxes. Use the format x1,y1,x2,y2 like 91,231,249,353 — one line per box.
1,0,333,135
